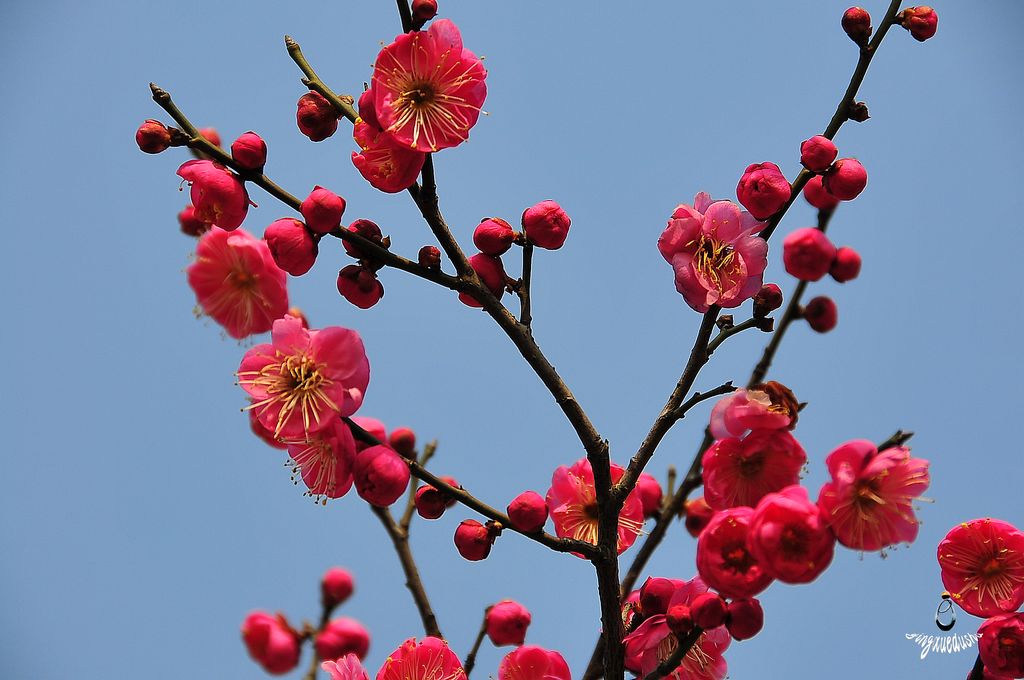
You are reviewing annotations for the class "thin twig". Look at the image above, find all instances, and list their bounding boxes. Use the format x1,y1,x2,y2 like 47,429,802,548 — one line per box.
284,36,358,123
707,317,766,356
669,382,736,420
462,608,491,677
371,505,443,638
519,242,535,327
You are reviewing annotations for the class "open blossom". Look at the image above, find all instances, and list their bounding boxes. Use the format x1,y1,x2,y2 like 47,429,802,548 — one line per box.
238,316,370,440
322,654,369,680
546,458,644,556
377,637,466,680
708,382,799,439
187,227,289,339
658,192,768,313
938,519,1024,618
702,430,806,510
623,577,731,680
287,419,357,500
351,116,426,193
817,440,930,551
978,613,1024,678
696,507,774,598
748,485,836,584
372,19,487,152
177,160,250,230
498,646,571,680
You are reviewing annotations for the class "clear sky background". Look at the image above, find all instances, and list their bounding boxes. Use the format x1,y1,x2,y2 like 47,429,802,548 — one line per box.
3,1,1022,678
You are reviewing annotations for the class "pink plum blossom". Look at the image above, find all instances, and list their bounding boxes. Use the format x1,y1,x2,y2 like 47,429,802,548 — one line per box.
696,507,774,599
498,646,571,680
817,440,930,551
748,485,836,584
546,458,644,556
708,382,799,440
177,160,250,230
187,227,288,339
978,613,1024,678
372,19,487,152
322,654,369,680
701,430,806,510
351,117,426,193
658,192,768,313
938,519,1024,618
286,419,357,500
377,637,466,680
238,316,370,440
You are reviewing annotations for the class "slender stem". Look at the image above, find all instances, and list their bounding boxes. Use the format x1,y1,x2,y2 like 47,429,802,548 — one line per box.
642,628,703,680
300,596,339,680
669,382,736,420
409,155,475,278
707,317,765,356
519,242,535,327
399,441,438,532
284,36,358,123
462,608,490,677
371,505,443,638
395,0,414,33
967,653,985,680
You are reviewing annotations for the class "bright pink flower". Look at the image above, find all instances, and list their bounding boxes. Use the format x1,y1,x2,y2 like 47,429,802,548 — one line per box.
507,491,549,533
900,6,938,41
708,382,799,440
358,89,380,129
287,419,357,500
297,91,340,142
187,227,288,339
264,218,318,276
322,654,369,680
799,136,838,173
454,519,495,561
736,162,791,221
696,507,774,598
830,246,862,282
377,637,465,680
486,600,532,646
522,200,571,250
474,217,516,256
803,295,838,333
802,175,841,210
353,445,410,507
702,430,806,510
823,158,868,200
979,613,1024,678
321,567,355,607
351,118,426,193
458,253,507,308
241,611,301,675
498,646,571,680
301,186,347,235
337,264,385,309
623,577,731,680
177,160,250,230
658,192,768,313
372,19,487,152
316,617,370,662
231,131,267,170
546,458,645,556
783,227,836,281
238,316,370,440
250,407,287,449
748,485,836,584
938,519,1024,618
136,119,170,154
817,440,930,551
637,472,664,518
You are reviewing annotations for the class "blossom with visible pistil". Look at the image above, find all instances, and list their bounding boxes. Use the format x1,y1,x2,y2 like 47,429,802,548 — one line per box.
377,637,466,680
498,646,572,680
546,458,645,556
177,160,250,230
708,382,799,440
238,315,369,440
372,19,487,152
817,440,930,551
938,519,1024,618
486,600,532,646
351,117,426,193
748,485,836,584
978,613,1024,678
322,654,369,680
658,192,768,313
187,227,289,339
286,419,357,500
696,507,774,598
702,430,806,510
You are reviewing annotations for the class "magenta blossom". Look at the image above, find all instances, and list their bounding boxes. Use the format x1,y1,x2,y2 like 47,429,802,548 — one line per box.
702,429,807,510
177,160,250,230
377,637,466,680
498,646,571,680
658,192,768,312
696,507,774,599
351,117,426,193
238,316,370,440
748,485,836,584
708,382,798,440
372,19,487,152
286,419,357,501
938,519,1024,618
322,654,369,680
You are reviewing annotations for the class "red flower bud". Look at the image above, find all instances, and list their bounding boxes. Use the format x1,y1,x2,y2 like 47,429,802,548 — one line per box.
264,218,318,276
485,600,532,646
353,445,410,507
636,473,663,518
297,91,340,142
473,217,516,256
830,246,862,283
736,162,792,220
726,598,764,640
507,491,549,533
802,175,841,211
455,519,495,561
321,567,355,608
639,577,677,617
415,485,449,520
900,6,938,42
803,296,838,333
199,127,222,147
314,617,370,661
337,264,385,309
388,427,416,457
841,7,872,45
684,496,715,538
666,604,694,636
343,219,385,260
783,228,837,282
752,283,784,318
418,245,442,269
136,119,171,154
301,186,347,235
521,200,571,250
241,611,301,675
690,592,728,630
459,253,507,307
231,131,267,170
177,205,209,237
799,135,838,173
823,158,867,201
412,0,438,22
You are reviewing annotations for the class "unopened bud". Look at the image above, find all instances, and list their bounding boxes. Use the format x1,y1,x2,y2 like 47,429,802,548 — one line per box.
726,598,764,640
353,445,410,507
829,246,862,283
823,158,868,201
485,600,532,646
666,604,695,636
752,283,783,318
454,519,495,561
841,7,872,45
136,119,171,154
301,186,347,235
736,162,791,221
899,6,938,42
521,200,571,250
264,218,318,276
507,491,549,533
684,496,715,538
321,567,355,608
231,131,267,170
177,205,209,237
388,427,416,457
412,0,438,22
343,219,385,260
802,175,841,211
459,253,507,308
783,228,837,282
337,264,385,309
802,296,838,333
799,135,838,174
473,217,516,256
690,592,727,629
418,245,442,269
297,91,340,142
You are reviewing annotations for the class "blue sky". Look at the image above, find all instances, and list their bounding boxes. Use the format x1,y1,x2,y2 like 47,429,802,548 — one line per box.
3,1,1022,678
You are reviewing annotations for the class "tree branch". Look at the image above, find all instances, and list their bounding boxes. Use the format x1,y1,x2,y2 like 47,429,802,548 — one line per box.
399,440,437,532
284,36,358,123
518,242,535,328
462,607,490,677
371,505,443,638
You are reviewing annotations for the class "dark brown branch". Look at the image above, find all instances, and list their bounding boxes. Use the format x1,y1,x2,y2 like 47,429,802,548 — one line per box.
284,36,358,123
707,317,767,356
395,0,414,33
462,607,491,677
670,382,736,420
518,242,535,327
371,505,443,638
